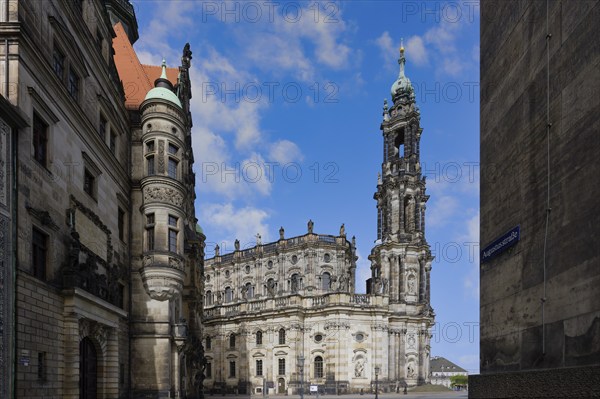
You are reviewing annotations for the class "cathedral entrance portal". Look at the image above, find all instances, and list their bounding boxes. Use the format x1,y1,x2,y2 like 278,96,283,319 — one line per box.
79,337,98,399
278,378,286,394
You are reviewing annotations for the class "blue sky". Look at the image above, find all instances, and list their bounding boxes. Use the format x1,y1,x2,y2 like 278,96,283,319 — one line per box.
131,0,480,373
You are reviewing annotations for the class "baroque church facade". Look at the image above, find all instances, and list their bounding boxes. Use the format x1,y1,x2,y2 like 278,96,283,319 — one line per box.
202,44,434,395
0,1,204,398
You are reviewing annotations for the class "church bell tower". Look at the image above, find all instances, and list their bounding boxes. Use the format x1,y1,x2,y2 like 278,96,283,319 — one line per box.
369,42,434,385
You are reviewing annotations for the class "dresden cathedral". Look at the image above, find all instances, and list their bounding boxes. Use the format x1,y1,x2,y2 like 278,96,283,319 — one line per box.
0,1,434,398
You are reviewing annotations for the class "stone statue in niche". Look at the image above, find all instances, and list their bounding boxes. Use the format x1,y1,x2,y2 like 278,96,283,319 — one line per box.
407,274,416,294
241,284,248,301
354,358,365,378
267,279,276,297
405,196,415,232
337,273,348,291
407,362,416,379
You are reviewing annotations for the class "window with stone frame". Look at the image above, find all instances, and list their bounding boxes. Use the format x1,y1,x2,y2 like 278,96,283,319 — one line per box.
278,358,286,375
83,168,96,199
256,330,263,345
314,356,324,378
147,155,155,175
256,359,263,376
32,227,48,280
205,290,213,306
229,333,236,349
206,362,212,378
32,113,48,167
146,213,155,251
68,68,80,101
168,229,177,253
321,272,331,291
225,287,233,303
168,157,178,179
117,207,125,242
278,328,286,345
53,46,65,80
229,361,236,377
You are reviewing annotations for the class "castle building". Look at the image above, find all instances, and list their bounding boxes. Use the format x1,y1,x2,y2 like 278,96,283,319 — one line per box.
0,1,204,398
202,45,434,395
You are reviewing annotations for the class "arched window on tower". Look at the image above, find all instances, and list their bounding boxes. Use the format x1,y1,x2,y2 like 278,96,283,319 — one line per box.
278,328,286,345
314,356,324,378
394,128,405,158
205,290,213,306
225,287,233,303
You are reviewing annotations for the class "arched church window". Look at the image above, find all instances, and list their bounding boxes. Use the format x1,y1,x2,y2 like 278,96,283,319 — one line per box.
205,290,213,306
278,328,286,345
244,282,254,299
225,287,233,303
314,356,324,378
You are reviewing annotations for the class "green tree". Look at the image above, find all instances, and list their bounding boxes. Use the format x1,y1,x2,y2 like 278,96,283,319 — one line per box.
450,375,468,388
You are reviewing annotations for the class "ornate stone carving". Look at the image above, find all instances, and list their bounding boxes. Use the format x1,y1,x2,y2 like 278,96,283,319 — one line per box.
143,186,183,206
140,264,185,301
158,140,165,173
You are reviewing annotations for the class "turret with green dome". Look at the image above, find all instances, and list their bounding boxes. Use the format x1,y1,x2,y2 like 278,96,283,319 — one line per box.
144,59,182,108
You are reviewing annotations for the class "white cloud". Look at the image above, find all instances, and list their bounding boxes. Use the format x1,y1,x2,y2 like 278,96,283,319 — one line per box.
427,195,459,228
406,36,428,66
201,203,271,252
268,140,304,165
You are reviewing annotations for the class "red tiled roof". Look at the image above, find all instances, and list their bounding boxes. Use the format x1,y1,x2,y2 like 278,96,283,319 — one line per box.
112,22,178,110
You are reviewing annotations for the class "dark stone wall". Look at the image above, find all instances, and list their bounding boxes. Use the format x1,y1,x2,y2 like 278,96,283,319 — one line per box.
469,365,600,398
479,0,600,382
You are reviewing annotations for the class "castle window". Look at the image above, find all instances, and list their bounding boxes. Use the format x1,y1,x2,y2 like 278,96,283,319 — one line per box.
109,130,117,154
168,215,178,227
68,69,80,101
256,359,263,376
278,358,286,375
168,143,178,155
256,331,263,345
98,114,107,139
147,155,155,175
83,168,96,199
53,47,65,80
118,208,125,241
168,229,178,252
32,227,48,280
229,361,236,377
229,333,236,348
146,141,155,153
205,290,213,306
314,356,324,378
32,113,48,167
245,282,254,299
146,213,155,251
278,328,286,345
168,158,178,179
225,287,233,303
205,336,211,349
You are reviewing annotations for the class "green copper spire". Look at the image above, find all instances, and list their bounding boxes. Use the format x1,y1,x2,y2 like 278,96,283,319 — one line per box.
144,58,182,108
160,58,168,79
390,37,414,103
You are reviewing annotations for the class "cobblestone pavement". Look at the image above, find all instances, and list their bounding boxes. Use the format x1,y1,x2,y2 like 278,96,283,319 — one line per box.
206,392,468,399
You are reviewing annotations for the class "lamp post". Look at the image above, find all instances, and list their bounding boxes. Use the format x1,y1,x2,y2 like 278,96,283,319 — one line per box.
374,366,380,399
298,355,305,399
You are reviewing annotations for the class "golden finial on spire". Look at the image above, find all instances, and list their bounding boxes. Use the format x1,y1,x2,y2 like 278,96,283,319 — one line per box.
400,37,405,54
